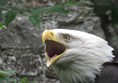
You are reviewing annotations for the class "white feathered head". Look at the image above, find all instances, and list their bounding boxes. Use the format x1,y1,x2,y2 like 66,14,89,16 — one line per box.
42,29,114,83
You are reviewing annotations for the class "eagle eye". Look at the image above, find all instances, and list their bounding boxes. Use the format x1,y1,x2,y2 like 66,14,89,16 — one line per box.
63,34,70,42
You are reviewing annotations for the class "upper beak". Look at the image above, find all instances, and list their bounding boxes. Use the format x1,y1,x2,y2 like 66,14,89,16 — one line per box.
42,30,56,45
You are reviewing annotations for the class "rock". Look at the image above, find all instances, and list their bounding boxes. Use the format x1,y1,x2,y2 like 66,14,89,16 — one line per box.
0,16,42,49
106,24,118,57
57,6,105,39
0,16,60,83
40,6,105,39
0,58,3,64
1,49,42,76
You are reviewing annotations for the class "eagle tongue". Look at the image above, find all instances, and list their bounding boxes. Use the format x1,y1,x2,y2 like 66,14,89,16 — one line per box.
45,40,66,58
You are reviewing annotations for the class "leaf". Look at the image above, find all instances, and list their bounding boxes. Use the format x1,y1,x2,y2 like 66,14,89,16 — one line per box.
29,15,41,27
31,6,68,27
20,77,29,83
0,77,16,83
31,7,49,16
31,0,81,17
47,5,68,14
30,0,81,26
64,1,77,6
5,11,16,26
0,77,15,81
0,0,8,6
0,70,10,77
31,5,68,16
0,70,16,83
0,23,6,29
0,70,15,77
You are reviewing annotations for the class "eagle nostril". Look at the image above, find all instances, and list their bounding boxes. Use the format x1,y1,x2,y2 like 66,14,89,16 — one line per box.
50,32,53,36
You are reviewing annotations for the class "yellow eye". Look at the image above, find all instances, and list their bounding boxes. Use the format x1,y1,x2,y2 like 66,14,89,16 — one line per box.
63,34,70,42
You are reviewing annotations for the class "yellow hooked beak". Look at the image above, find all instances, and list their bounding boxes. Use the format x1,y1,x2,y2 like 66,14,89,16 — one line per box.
42,30,66,67
42,30,55,45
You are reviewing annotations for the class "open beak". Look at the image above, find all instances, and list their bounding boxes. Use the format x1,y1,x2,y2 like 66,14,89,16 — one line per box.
42,30,66,67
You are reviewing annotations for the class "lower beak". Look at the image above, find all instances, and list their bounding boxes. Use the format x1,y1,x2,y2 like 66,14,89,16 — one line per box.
46,53,64,67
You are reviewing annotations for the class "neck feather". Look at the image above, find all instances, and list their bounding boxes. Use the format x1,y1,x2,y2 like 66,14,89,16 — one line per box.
52,39,114,83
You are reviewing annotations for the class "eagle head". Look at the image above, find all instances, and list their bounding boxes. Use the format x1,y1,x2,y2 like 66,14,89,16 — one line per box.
42,29,114,83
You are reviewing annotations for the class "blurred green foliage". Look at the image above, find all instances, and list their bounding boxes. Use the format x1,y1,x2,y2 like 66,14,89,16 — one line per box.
20,77,30,83
0,23,6,29
0,0,8,6
0,0,118,28
0,70,16,83
0,0,85,27
0,70,32,83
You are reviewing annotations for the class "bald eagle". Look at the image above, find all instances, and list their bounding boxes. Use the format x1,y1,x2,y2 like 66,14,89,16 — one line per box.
42,29,118,83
